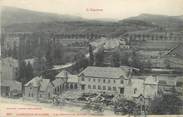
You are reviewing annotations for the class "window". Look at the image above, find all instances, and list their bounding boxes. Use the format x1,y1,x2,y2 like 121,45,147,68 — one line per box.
113,80,116,83
103,79,106,83
108,79,110,83
88,85,91,89
32,93,34,97
70,84,73,89
113,87,116,91
120,88,124,94
103,86,106,90
93,85,96,89
98,85,101,90
98,79,100,83
108,86,111,91
134,88,137,94
29,93,30,97
121,80,124,84
75,84,77,89
93,78,96,82
81,77,85,81
88,78,91,82
40,94,42,98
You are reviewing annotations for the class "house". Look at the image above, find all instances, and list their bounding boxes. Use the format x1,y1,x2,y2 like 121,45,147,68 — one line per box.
55,70,79,90
24,76,53,100
156,74,183,96
52,78,65,95
78,66,128,94
67,75,79,90
124,75,159,106
0,79,22,97
1,57,19,80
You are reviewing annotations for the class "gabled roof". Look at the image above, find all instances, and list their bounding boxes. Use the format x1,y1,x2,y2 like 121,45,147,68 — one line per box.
25,76,51,91
24,76,42,87
40,79,51,91
79,66,128,79
55,70,71,78
1,80,21,87
67,75,78,83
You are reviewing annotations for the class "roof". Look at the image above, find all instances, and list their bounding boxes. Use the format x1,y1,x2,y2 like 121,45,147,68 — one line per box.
24,76,42,87
79,66,128,79
104,38,121,49
1,80,21,87
67,75,78,83
24,76,51,91
40,79,50,91
52,63,73,70
56,70,71,78
1,80,22,90
1,57,18,68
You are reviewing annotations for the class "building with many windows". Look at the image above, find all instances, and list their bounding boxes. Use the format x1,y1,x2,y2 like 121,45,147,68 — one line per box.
78,66,129,94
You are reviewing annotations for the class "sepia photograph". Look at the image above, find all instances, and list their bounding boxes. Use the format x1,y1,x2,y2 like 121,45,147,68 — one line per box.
0,0,183,117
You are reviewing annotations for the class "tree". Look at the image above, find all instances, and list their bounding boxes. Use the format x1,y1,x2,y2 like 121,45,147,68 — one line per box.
95,49,104,67
89,44,94,66
121,52,130,66
73,52,88,73
17,60,27,92
53,44,64,65
26,62,34,82
149,93,183,114
45,46,53,69
112,51,120,67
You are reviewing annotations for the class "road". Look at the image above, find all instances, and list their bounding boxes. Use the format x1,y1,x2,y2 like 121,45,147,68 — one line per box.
0,97,113,117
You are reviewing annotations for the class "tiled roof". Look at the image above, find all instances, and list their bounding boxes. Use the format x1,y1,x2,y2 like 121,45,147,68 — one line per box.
40,79,50,91
79,66,128,79
67,75,78,83
25,76,51,91
1,80,22,90
55,70,71,78
24,76,42,87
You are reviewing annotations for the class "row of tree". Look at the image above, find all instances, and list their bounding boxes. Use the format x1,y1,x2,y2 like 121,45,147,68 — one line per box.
17,61,34,86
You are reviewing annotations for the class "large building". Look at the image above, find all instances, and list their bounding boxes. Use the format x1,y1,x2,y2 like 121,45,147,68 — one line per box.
0,80,22,97
24,76,55,101
78,66,129,94
1,57,19,80
124,32,183,50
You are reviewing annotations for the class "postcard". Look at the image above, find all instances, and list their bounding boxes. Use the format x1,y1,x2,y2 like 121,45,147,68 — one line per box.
1,0,183,117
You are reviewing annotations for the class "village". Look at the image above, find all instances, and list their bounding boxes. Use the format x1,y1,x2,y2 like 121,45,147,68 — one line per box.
1,30,183,115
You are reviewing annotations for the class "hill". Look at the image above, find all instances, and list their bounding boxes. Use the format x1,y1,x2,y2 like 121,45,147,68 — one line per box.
1,6,84,26
124,13,183,31
2,7,163,35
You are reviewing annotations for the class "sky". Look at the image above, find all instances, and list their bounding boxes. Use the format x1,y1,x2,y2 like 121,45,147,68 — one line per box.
1,0,183,20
